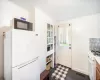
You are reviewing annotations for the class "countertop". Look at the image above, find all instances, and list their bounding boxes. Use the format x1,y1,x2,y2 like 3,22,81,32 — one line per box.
95,56,100,64
89,51,100,64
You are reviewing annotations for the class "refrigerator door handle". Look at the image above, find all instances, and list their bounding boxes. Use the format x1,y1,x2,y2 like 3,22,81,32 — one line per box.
18,57,39,69
12,56,39,68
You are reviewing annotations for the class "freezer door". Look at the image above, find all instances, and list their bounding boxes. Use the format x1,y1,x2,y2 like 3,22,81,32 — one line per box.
12,57,40,80
12,29,39,67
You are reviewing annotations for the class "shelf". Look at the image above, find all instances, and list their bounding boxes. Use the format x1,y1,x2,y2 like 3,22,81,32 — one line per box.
47,37,53,38
46,60,52,65
47,53,53,57
47,30,53,31
47,43,53,45
47,51,53,57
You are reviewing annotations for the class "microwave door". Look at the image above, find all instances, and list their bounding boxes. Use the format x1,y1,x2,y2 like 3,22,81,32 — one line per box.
17,22,28,30
14,18,33,31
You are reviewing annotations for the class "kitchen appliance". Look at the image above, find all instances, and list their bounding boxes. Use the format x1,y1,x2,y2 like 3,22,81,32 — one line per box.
91,50,100,56
88,52,96,80
4,29,40,80
14,18,33,31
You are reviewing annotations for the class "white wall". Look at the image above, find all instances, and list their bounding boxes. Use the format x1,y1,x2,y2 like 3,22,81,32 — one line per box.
57,13,100,75
0,1,29,27
0,1,55,78
0,0,30,79
35,8,55,73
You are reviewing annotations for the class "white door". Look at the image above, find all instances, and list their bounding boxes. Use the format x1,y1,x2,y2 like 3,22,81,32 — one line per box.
12,58,40,80
57,24,72,68
12,29,39,67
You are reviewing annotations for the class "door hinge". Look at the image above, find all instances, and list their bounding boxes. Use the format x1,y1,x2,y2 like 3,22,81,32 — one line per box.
3,32,6,38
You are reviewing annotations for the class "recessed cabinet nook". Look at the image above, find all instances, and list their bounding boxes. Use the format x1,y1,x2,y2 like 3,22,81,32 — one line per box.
46,23,54,71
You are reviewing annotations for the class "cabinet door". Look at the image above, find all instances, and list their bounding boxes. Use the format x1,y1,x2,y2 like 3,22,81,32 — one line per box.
96,68,100,80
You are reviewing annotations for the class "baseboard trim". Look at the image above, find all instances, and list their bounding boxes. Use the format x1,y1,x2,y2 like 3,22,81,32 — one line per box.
72,68,89,76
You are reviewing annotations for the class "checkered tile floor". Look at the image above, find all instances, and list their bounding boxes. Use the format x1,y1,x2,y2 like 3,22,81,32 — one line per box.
51,64,69,80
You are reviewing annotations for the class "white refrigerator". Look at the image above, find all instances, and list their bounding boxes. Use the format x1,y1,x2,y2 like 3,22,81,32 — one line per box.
4,29,40,80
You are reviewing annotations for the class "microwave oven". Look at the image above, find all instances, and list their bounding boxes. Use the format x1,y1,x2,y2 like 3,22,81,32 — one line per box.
14,18,33,31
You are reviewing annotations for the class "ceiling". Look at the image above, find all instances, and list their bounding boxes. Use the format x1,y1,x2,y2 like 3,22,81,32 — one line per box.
9,0,100,21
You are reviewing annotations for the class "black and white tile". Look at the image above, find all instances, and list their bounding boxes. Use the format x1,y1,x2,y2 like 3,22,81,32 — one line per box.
51,64,69,80
50,66,90,80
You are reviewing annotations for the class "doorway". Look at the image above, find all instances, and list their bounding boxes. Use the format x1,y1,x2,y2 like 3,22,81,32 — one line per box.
56,23,72,68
